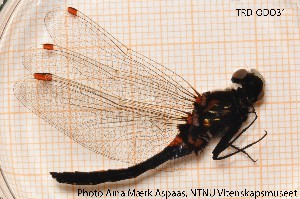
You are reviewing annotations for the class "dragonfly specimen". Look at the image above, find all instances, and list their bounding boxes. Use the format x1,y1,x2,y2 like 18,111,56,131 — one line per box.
14,7,267,185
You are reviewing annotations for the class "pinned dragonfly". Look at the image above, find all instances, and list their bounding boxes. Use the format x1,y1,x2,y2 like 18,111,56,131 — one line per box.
14,7,267,185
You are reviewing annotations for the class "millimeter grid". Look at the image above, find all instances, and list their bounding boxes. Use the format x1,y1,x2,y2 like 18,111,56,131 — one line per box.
0,0,299,198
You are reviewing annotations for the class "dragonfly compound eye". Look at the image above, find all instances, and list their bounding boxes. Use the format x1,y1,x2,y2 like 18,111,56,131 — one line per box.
242,73,264,103
231,69,265,103
249,69,265,103
231,69,248,84
256,90,264,102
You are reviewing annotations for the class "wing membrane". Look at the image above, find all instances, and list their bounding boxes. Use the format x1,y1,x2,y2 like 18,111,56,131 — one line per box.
15,7,198,164
14,75,179,164
23,45,192,118
43,8,196,106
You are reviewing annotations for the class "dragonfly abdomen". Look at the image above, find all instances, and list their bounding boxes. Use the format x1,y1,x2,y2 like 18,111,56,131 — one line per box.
50,142,192,185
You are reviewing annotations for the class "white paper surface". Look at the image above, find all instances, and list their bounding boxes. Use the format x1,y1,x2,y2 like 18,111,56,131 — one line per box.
0,0,299,198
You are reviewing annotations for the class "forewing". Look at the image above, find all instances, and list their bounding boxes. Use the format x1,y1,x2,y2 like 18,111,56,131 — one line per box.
14,75,178,164
43,8,196,111
23,45,191,120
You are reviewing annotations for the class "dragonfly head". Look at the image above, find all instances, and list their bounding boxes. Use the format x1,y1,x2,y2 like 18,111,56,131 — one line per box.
231,69,265,104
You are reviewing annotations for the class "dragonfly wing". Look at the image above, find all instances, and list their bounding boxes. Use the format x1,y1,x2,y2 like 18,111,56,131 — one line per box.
43,8,197,109
14,75,178,164
17,7,198,164
23,45,193,120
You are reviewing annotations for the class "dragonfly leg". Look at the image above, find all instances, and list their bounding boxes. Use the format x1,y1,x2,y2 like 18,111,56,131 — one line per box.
213,131,267,160
229,144,257,162
212,118,243,160
213,106,267,161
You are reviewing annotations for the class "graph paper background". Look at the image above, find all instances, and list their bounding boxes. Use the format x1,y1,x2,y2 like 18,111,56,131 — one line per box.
0,0,299,198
